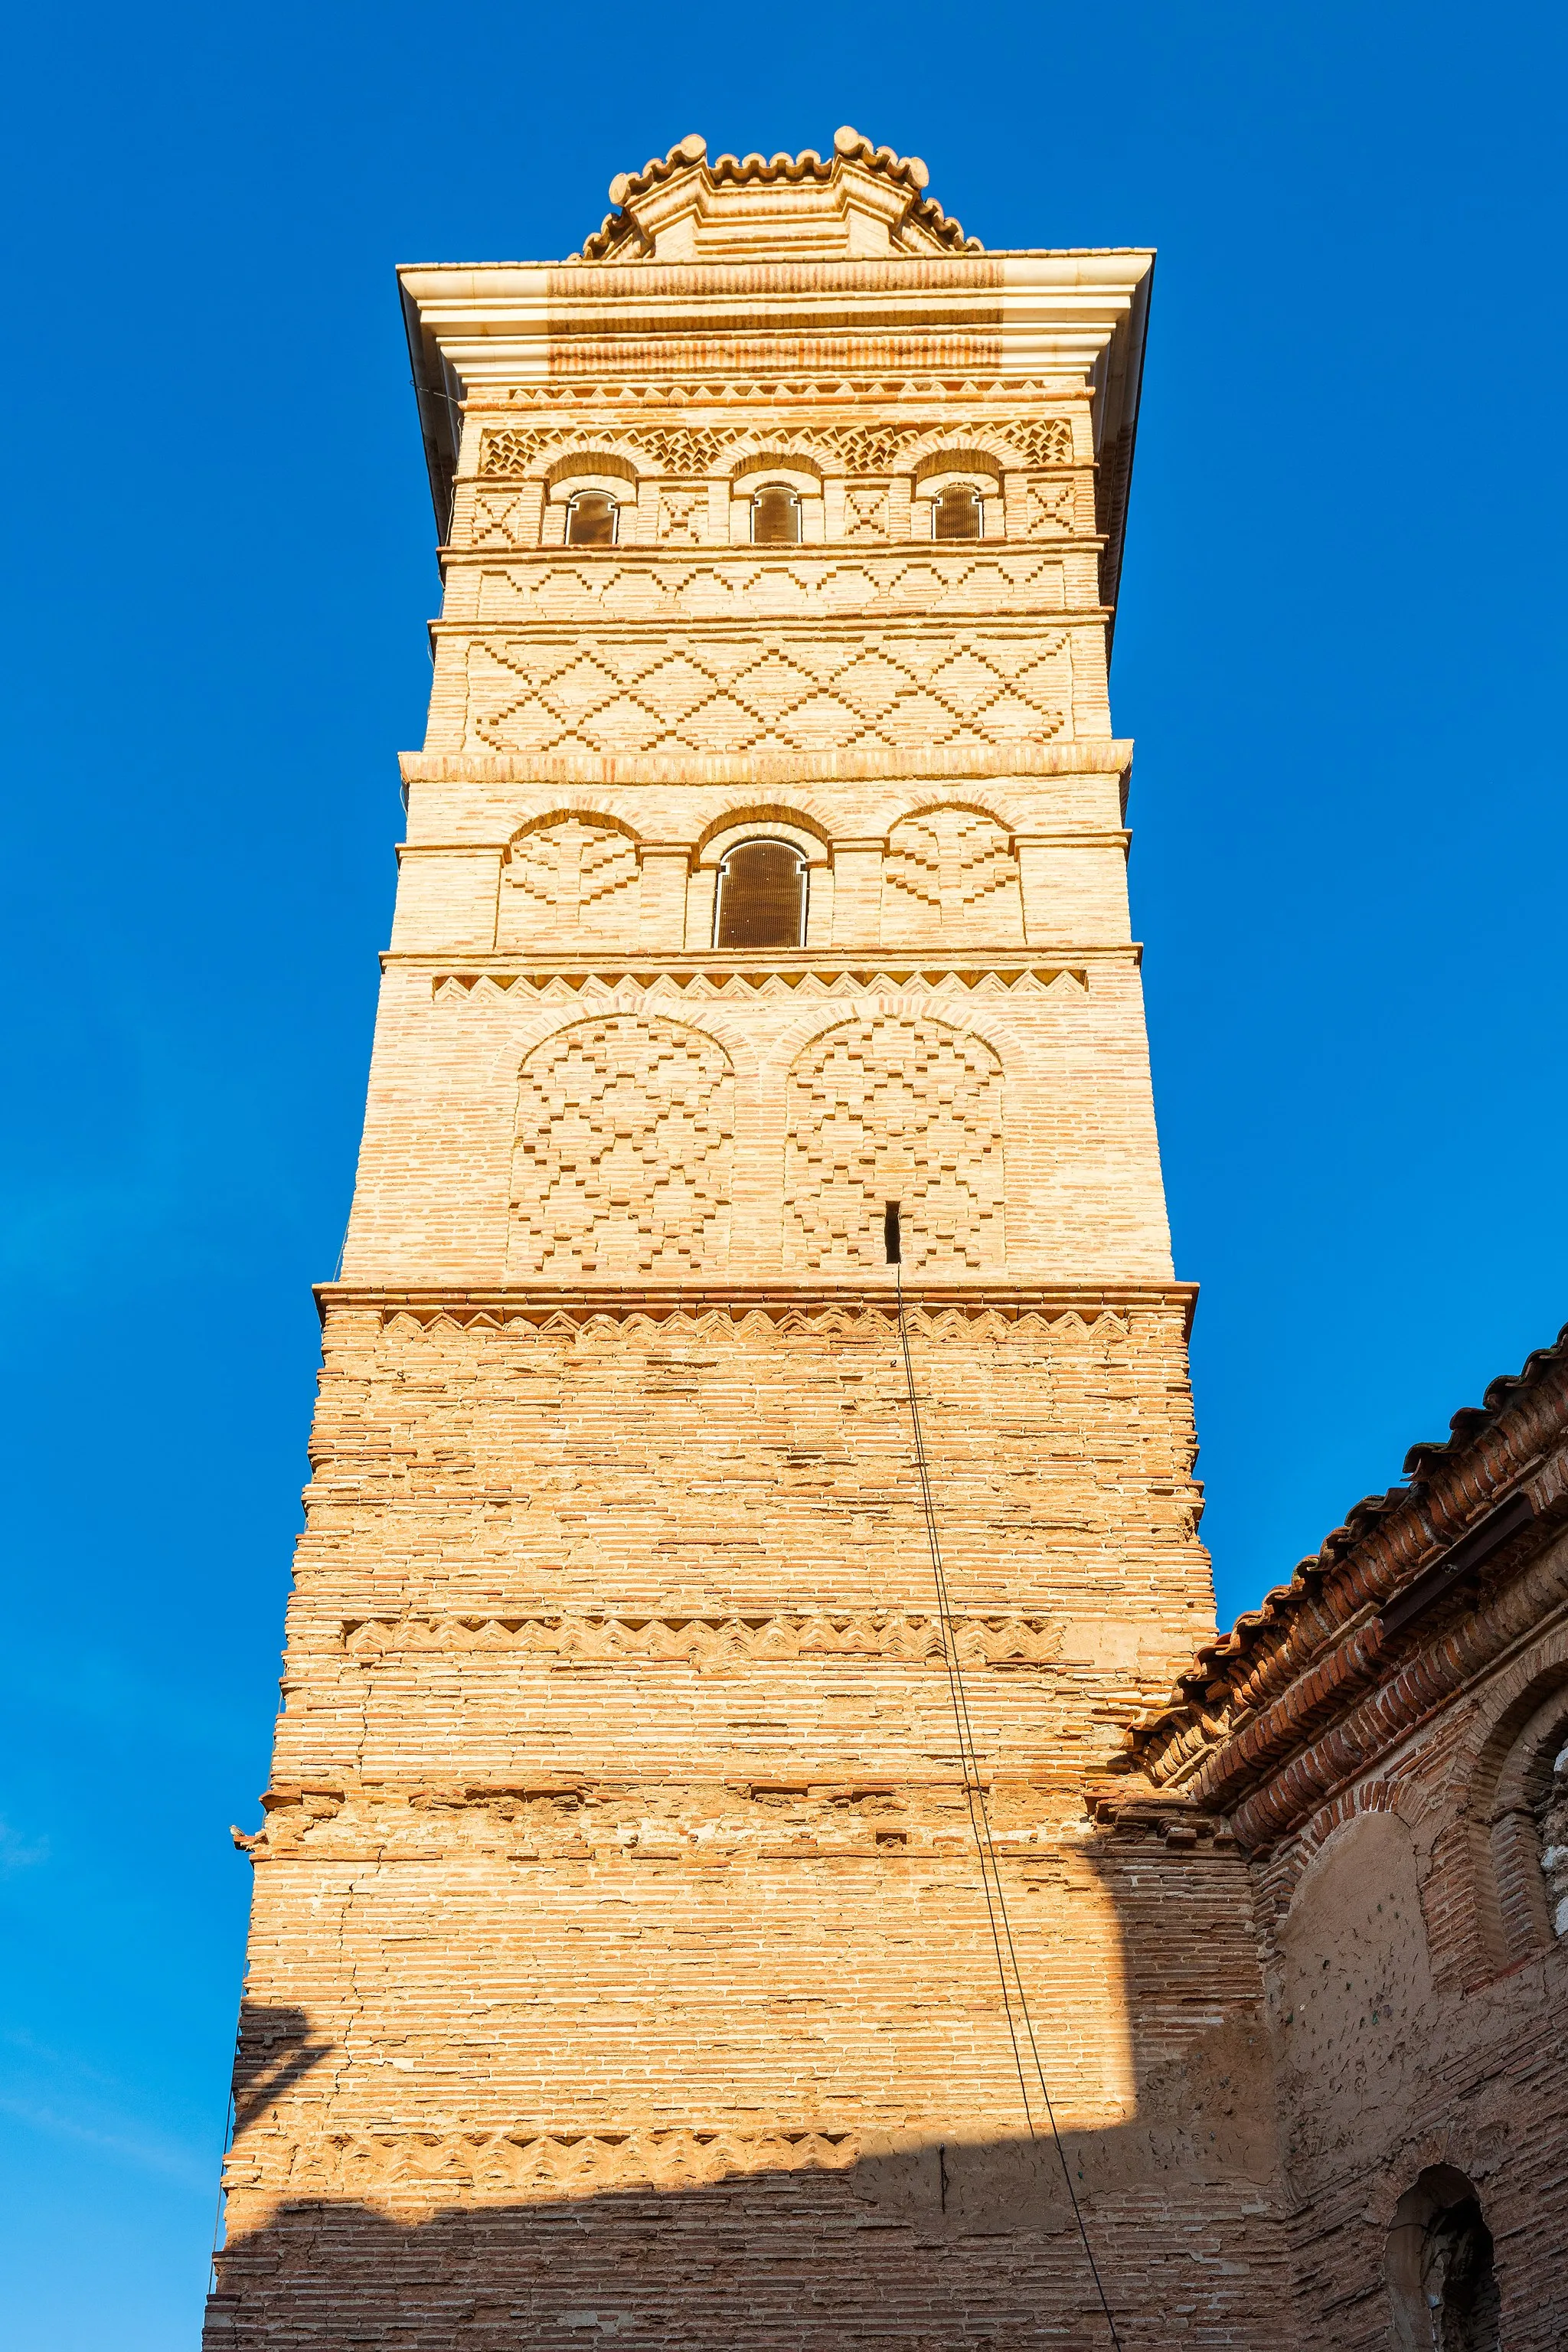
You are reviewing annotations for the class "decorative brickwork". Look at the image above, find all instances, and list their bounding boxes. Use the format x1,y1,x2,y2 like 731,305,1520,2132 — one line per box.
474,418,1074,488
465,630,1069,756
656,487,707,543
784,1016,1004,1271
508,1015,733,1276
1026,481,1076,533
880,807,1024,945
495,816,639,948
468,550,1073,620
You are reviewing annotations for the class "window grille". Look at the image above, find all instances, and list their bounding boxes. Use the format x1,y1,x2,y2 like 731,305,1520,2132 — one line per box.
933,482,983,541
714,841,808,949
565,491,619,547
751,485,802,545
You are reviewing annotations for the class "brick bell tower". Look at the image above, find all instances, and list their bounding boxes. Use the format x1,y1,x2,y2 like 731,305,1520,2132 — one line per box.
209,132,1286,2352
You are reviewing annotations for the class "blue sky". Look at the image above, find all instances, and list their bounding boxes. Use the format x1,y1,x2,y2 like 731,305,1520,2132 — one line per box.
2,2,1563,2342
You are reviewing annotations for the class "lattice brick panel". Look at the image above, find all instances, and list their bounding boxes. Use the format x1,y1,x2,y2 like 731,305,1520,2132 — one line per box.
784,1018,1004,1273
497,820,641,950
466,632,1067,756
880,810,1024,947
510,1017,733,1277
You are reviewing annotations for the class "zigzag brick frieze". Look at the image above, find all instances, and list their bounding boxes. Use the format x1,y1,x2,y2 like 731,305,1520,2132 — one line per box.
430,965,1089,1004
351,1298,1150,1338
227,2125,861,2202
466,551,1076,615
336,1609,1063,1668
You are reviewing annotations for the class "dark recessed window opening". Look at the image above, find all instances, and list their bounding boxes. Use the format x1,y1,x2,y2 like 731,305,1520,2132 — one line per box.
933,482,983,541
884,1203,903,1264
714,840,808,949
565,491,619,547
751,484,802,545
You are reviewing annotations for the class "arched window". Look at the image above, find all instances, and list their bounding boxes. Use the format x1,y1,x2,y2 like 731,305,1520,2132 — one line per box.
1537,1734,1568,1938
713,841,807,949
1386,2170,1500,2352
565,490,619,547
932,482,983,541
750,484,802,545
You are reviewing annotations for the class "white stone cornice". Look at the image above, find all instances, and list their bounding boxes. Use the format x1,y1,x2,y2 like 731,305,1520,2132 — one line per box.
398,251,1153,390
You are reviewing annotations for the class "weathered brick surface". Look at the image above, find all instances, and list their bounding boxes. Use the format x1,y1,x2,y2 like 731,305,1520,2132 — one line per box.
1138,1345,1568,2345
209,133,1291,2350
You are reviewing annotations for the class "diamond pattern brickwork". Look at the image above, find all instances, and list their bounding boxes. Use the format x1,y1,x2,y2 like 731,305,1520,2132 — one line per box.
466,631,1067,756
784,1016,1004,1272
509,1016,733,1277
497,818,641,949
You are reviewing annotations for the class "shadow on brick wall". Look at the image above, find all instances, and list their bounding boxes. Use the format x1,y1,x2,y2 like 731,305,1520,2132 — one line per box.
207,1832,1284,2352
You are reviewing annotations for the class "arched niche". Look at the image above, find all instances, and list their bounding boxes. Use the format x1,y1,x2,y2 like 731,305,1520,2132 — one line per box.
1276,1809,1433,2177
541,451,642,547
910,454,1004,542
1467,1664,1568,1969
880,805,1023,946
690,817,831,951
727,454,825,545
1386,2167,1500,2352
508,1014,734,1278
782,1014,1004,1274
497,815,641,949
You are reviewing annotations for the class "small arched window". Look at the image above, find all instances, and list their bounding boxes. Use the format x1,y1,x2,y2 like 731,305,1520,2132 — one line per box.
565,490,619,547
751,485,802,546
933,482,984,541
714,841,808,949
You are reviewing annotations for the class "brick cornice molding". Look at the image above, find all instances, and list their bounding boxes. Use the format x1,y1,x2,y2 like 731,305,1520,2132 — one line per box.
399,740,1135,789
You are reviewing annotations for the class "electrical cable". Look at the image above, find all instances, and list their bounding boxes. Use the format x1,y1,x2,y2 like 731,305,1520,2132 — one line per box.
892,1246,1125,2350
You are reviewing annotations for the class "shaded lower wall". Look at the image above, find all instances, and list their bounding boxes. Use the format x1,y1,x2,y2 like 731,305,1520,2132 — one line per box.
204,1818,1288,2351
205,2102,1282,2352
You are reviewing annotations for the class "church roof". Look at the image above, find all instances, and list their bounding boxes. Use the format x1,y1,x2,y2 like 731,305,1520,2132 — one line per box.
1127,1319,1568,1840
574,128,982,264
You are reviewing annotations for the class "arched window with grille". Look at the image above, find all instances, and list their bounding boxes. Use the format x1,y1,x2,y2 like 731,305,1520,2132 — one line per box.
932,481,984,541
565,489,619,547
713,840,808,949
750,484,802,545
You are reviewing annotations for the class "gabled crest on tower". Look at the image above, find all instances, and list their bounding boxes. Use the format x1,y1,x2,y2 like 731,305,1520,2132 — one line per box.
576,127,982,264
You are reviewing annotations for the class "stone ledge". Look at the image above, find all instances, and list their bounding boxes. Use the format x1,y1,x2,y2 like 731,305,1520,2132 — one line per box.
400,740,1134,789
